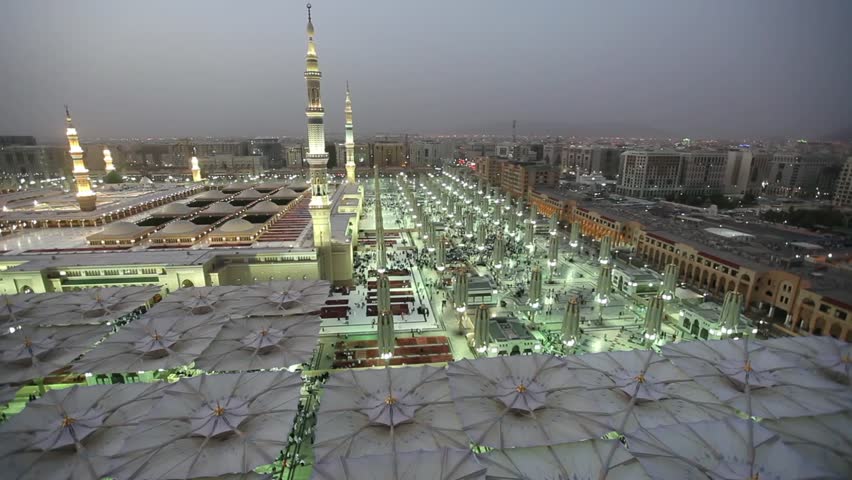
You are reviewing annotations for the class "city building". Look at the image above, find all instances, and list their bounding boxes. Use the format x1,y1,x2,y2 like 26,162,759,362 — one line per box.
0,144,68,183
197,155,265,176
499,161,558,199
249,137,284,169
370,141,406,168
765,152,841,198
832,157,852,208
679,151,727,197
616,151,682,199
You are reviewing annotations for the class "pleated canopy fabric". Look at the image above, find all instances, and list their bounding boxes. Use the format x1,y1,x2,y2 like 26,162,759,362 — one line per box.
109,371,301,480
311,449,485,480
194,315,321,372
313,366,469,462
759,335,852,382
480,440,649,480
564,349,733,432
446,354,617,448
232,280,331,317
661,338,852,418
0,324,110,384
0,382,168,480
146,286,244,318
626,418,840,480
0,286,159,328
142,281,328,322
71,313,223,374
762,412,852,477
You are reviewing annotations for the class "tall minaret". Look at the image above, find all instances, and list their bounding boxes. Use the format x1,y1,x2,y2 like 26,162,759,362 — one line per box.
102,147,115,172
190,146,202,182
304,3,333,280
65,106,97,211
344,82,356,183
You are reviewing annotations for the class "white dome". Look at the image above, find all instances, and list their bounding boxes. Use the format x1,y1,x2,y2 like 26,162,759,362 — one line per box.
235,188,263,199
160,220,200,235
248,201,282,213
272,188,300,199
195,190,228,200
218,218,256,233
100,222,143,236
157,203,195,215
203,202,239,214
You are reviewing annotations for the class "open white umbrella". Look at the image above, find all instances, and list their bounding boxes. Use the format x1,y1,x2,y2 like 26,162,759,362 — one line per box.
762,412,852,477
662,338,852,418
311,449,485,480
194,315,321,372
0,382,167,480
71,313,223,375
0,324,109,385
1,286,159,328
446,354,615,448
313,366,468,462
759,335,852,382
234,280,330,317
109,371,301,480
627,418,839,480
480,440,648,480
564,349,732,433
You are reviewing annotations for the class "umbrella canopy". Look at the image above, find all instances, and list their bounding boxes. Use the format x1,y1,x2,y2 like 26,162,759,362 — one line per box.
109,371,301,480
720,290,743,335
0,382,167,480
148,286,244,318
480,440,648,480
627,418,837,480
0,324,109,385
446,354,615,448
661,338,852,418
71,313,223,374
313,366,468,462
564,349,732,433
194,315,321,372
759,335,852,382
762,412,852,477
311,449,485,480
235,280,330,317
1,286,159,328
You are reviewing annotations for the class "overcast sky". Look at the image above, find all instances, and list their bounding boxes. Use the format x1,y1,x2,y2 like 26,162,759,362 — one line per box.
1,0,851,141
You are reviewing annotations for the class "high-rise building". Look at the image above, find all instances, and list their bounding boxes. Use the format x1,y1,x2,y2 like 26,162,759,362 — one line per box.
679,151,727,196
249,138,283,169
500,161,558,199
616,151,682,199
370,142,406,168
832,157,852,208
766,152,840,197
303,4,333,280
411,140,446,167
561,145,593,174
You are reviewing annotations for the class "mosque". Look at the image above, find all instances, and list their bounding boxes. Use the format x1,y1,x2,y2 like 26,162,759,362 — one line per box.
0,4,363,294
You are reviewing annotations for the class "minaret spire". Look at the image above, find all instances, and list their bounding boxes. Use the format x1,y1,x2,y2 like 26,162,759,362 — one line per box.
190,146,202,182
303,3,333,281
64,106,97,211
344,81,356,183
102,146,115,172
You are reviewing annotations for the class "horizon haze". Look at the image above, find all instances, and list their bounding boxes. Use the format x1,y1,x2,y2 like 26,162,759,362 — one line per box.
1,0,851,141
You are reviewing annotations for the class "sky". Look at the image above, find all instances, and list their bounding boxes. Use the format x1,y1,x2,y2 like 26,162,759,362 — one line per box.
1,0,851,141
